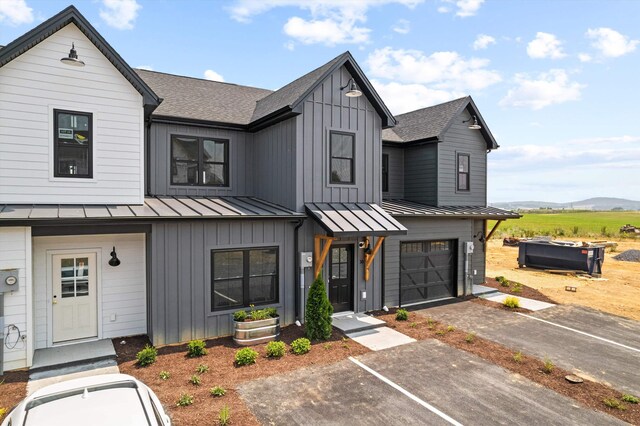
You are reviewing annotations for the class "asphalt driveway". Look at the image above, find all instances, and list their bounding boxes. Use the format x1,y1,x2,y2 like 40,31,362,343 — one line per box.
238,339,623,425
418,302,640,395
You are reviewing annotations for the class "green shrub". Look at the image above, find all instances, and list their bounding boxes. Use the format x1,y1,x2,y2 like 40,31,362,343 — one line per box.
435,329,446,336
235,347,258,366
323,343,332,350
195,364,209,374
187,339,207,357
189,374,201,386
572,226,579,236
210,386,226,397
542,357,554,374
513,351,523,363
409,322,418,328
291,337,311,355
622,394,639,404
249,304,270,320
496,276,510,287
159,371,170,380
503,296,520,309
176,393,194,407
136,344,157,367
233,310,247,322
219,405,231,426
395,308,408,321
0,407,7,419
465,332,475,343
446,325,455,332
264,307,278,318
510,282,523,293
305,274,333,340
265,341,286,358
603,398,627,410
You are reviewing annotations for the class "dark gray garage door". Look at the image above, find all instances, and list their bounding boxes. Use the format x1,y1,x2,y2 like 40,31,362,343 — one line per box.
400,240,456,305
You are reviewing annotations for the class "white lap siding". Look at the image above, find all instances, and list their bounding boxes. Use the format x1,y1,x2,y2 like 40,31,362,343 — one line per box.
0,23,144,204
33,233,146,349
0,227,32,371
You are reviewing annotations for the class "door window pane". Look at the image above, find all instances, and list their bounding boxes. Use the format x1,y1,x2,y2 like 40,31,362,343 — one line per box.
60,257,90,298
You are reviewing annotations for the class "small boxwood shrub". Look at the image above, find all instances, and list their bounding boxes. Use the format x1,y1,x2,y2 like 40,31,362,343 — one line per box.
235,347,258,366
210,386,226,397
395,309,408,321
187,339,207,357
266,341,286,358
291,337,311,355
176,393,194,407
136,344,157,367
233,310,247,322
513,351,523,363
465,332,475,343
503,296,520,309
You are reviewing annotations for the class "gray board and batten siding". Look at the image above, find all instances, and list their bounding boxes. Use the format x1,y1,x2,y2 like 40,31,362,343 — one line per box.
381,146,404,199
383,217,484,308
298,65,383,210
148,219,297,346
403,144,438,205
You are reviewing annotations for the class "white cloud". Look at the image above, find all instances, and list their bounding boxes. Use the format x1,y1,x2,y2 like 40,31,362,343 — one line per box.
204,69,225,82
526,32,565,59
392,19,410,34
100,0,141,30
586,27,639,58
371,79,464,114
473,34,496,50
499,69,584,110
227,0,423,46
367,47,501,92
136,65,153,71
284,41,295,51
0,0,33,26
439,0,484,17
578,53,592,63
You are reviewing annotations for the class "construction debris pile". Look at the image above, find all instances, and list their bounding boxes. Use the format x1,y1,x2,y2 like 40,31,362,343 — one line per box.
613,250,640,263
620,224,640,235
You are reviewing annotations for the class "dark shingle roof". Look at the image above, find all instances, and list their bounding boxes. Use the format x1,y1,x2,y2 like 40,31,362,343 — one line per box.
382,96,470,143
251,53,345,123
136,69,272,125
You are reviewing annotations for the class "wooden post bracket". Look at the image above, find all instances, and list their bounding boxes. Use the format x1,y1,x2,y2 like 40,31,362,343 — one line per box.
314,235,335,279
364,236,385,281
486,220,504,241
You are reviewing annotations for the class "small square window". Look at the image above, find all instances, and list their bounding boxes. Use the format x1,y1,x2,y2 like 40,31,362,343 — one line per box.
171,136,229,187
54,110,92,178
330,132,355,184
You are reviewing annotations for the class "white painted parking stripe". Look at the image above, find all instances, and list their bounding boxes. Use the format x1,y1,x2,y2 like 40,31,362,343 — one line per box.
349,356,464,426
516,313,640,354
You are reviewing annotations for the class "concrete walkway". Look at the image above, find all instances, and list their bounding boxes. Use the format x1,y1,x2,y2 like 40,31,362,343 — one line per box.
483,293,556,311
417,301,640,395
347,327,416,351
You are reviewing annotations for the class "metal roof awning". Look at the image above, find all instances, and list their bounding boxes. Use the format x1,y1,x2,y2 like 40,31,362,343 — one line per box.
0,196,304,224
382,199,521,219
305,202,408,237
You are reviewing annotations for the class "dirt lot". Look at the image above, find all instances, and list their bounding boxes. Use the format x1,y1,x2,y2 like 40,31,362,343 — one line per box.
486,238,640,321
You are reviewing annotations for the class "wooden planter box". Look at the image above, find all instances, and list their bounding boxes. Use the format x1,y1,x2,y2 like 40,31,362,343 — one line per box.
233,316,280,346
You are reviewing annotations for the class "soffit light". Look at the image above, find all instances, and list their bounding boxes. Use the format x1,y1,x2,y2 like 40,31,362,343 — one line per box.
340,78,362,98
60,42,85,67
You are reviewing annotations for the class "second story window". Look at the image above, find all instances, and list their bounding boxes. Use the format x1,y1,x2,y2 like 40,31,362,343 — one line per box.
54,109,92,178
330,131,355,184
171,135,229,186
382,153,389,192
457,153,470,191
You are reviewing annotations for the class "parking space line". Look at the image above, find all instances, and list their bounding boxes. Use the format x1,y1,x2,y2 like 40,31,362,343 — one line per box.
349,357,463,426
516,313,640,353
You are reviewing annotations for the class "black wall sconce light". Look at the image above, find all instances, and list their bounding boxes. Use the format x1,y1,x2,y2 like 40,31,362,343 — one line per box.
60,42,85,67
108,246,121,267
474,232,486,243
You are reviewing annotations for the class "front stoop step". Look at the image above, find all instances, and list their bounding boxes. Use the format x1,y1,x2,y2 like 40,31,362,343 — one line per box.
30,339,117,375
473,284,501,298
332,313,386,334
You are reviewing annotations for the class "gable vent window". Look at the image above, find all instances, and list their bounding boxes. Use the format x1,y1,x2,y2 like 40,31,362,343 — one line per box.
171,135,229,187
457,153,470,191
382,153,389,193
54,110,92,178
330,131,355,185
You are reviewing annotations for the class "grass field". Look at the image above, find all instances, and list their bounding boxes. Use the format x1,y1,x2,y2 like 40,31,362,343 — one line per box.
490,210,640,238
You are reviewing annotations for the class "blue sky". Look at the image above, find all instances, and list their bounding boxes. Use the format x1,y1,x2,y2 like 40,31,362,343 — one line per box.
1,0,638,203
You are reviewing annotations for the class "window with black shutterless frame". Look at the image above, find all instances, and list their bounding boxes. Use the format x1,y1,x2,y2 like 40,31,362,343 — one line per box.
53,109,92,178
170,135,229,186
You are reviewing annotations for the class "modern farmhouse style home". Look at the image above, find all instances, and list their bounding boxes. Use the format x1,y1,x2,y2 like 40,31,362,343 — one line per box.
0,6,517,372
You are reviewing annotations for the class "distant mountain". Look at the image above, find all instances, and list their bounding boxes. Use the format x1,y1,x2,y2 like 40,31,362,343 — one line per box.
490,197,640,211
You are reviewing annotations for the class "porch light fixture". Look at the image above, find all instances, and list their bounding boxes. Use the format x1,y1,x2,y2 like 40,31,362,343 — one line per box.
60,43,85,67
108,246,121,267
463,115,481,130
340,78,362,97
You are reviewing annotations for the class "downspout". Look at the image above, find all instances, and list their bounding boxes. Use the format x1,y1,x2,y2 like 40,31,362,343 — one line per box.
292,219,305,322
145,117,152,196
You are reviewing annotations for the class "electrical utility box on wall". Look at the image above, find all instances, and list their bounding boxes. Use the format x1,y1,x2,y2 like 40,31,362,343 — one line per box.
464,242,475,254
300,252,313,268
0,269,19,293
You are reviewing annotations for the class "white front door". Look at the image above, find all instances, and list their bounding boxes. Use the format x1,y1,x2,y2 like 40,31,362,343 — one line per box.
52,253,98,343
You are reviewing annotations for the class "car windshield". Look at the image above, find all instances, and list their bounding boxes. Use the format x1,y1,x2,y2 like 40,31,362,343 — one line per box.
25,387,153,426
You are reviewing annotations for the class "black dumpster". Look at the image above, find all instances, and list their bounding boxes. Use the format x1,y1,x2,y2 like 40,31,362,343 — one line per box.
518,241,605,277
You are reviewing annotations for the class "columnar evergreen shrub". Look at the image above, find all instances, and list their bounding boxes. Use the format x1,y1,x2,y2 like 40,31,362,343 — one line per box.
305,274,333,340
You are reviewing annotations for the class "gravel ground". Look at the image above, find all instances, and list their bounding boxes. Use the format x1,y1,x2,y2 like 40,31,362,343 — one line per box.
613,249,640,262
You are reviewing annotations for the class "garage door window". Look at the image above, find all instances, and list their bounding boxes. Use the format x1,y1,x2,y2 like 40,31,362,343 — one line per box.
400,240,455,305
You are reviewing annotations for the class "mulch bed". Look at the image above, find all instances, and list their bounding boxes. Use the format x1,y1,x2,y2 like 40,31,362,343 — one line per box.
0,369,29,421
378,309,640,425
483,277,558,304
114,325,368,426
